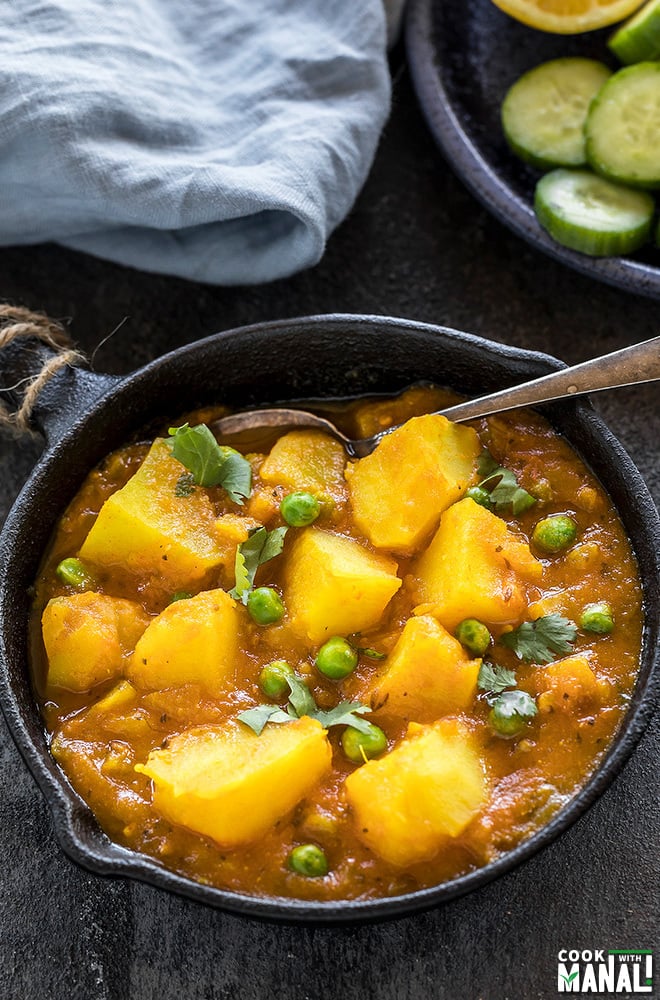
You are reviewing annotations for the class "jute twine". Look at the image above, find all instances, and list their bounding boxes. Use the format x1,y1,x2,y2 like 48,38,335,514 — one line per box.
0,304,85,434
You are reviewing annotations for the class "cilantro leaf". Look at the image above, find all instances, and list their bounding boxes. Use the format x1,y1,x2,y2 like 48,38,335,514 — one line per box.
312,701,373,734
260,525,288,563
236,673,373,737
284,676,371,733
217,449,253,505
477,661,517,696
474,450,536,514
168,423,224,487
477,450,499,478
232,546,252,603
168,423,252,504
501,613,577,664
489,688,538,736
479,466,536,515
285,673,317,718
230,526,288,604
237,705,292,735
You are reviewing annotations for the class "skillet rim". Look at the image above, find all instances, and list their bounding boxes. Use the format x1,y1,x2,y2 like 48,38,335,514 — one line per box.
0,313,657,924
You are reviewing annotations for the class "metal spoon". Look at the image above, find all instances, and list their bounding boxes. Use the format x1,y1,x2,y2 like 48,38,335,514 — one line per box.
211,336,660,458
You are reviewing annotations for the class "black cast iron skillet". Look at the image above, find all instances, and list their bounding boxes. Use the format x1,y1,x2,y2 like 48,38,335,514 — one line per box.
0,314,658,923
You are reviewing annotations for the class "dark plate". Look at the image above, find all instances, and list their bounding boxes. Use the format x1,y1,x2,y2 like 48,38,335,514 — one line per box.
405,0,660,300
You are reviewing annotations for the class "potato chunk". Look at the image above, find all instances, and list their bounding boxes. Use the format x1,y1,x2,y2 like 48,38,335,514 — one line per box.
345,719,487,866
85,680,138,723
415,497,542,630
345,415,480,553
128,589,239,696
42,593,149,692
284,528,401,643
79,439,225,590
350,385,457,438
369,615,480,721
136,717,331,846
536,654,605,714
258,430,346,502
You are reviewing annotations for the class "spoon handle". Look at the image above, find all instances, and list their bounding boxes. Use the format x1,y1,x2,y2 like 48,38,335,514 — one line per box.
437,336,660,424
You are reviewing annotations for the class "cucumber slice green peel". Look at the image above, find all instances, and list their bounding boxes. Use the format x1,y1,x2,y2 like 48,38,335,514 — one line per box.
586,63,660,189
535,168,655,257
609,0,660,65
502,58,612,170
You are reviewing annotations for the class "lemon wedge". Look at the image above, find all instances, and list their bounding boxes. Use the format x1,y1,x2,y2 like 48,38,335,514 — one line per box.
490,0,646,34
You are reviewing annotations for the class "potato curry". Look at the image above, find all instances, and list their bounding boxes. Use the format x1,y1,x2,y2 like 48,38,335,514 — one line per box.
30,386,643,901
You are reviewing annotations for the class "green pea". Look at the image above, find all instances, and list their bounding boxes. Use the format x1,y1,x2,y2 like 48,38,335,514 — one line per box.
532,514,577,554
169,590,192,604
341,722,388,763
55,557,95,590
315,636,358,680
580,602,614,635
455,618,491,657
280,491,321,528
247,587,285,625
288,843,329,878
259,660,294,700
467,485,494,510
489,689,537,738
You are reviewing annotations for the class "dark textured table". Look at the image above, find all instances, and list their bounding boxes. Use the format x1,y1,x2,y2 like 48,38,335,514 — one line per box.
0,61,658,1000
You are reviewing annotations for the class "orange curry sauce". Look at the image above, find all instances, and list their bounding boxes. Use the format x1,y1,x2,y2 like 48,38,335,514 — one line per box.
29,386,643,901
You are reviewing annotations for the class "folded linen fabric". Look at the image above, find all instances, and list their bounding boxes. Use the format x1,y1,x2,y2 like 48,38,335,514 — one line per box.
0,0,390,284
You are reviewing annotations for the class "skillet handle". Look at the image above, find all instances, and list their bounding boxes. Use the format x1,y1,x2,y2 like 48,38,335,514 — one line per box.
0,309,119,447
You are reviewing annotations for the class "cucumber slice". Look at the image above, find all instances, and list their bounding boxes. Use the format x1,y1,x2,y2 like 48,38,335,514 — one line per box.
586,63,660,189
502,58,612,170
609,0,660,64
534,168,654,256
